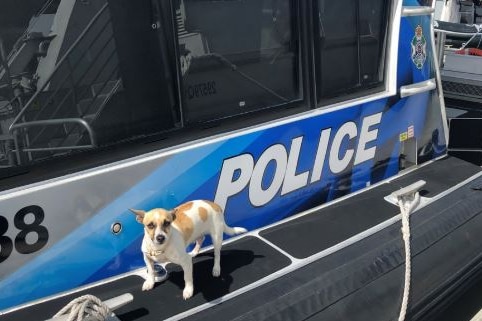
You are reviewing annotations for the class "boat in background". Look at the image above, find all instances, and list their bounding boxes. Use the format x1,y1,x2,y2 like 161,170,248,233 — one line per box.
434,0,482,165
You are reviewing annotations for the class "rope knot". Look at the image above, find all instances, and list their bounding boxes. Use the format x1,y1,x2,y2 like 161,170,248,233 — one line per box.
53,294,111,321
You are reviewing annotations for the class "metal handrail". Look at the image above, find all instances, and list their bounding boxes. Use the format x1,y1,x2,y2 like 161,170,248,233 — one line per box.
400,79,437,98
401,6,435,16
52,75,121,150
10,118,97,149
28,38,116,145
8,2,109,133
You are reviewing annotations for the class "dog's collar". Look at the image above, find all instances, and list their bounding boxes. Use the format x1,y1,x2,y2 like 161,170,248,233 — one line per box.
145,245,165,258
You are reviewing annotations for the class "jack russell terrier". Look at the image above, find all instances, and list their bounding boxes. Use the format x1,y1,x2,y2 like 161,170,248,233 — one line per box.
131,200,247,299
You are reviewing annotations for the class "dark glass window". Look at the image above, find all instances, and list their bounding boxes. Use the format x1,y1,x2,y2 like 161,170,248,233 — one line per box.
317,0,388,102
176,0,301,123
0,0,178,171
0,0,304,185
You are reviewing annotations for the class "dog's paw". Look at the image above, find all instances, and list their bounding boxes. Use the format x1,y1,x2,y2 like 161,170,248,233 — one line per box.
183,285,194,300
142,279,155,291
212,266,221,277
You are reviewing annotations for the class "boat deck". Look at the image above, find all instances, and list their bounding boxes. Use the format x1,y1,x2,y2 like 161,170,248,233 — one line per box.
3,156,482,321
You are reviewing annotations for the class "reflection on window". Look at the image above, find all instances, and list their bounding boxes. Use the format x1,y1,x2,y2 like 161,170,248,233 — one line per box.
0,0,301,174
0,0,177,170
317,0,388,101
177,0,301,122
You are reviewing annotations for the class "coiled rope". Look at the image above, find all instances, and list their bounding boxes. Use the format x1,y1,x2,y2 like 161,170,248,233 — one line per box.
53,295,111,321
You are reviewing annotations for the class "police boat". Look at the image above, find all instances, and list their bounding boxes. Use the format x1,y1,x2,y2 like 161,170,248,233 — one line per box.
1,0,482,320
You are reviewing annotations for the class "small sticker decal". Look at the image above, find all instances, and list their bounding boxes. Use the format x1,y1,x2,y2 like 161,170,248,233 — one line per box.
400,125,414,142
408,125,415,138
411,25,427,69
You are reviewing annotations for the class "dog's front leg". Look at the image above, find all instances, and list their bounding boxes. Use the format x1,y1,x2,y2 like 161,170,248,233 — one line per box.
179,256,194,300
142,254,156,291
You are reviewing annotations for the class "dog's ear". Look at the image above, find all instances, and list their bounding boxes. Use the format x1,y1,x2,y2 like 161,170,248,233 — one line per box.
129,209,146,224
169,209,177,222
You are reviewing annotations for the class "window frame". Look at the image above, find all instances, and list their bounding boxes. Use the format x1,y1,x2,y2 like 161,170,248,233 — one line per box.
0,0,312,190
172,0,306,125
313,0,392,107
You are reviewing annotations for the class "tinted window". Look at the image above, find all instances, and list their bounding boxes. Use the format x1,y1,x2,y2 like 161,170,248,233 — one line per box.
0,0,303,179
317,0,388,102
177,0,301,122
0,0,178,170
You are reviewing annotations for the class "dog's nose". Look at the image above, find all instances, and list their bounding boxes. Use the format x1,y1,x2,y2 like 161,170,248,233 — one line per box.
156,234,165,244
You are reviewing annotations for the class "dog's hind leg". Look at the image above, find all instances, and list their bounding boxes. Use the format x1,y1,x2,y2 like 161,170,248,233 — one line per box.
189,236,205,257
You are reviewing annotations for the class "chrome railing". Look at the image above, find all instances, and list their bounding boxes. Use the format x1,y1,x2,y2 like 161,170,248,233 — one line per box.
9,2,120,163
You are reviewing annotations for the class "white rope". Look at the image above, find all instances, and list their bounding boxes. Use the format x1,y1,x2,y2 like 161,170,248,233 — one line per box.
53,295,111,321
397,193,421,321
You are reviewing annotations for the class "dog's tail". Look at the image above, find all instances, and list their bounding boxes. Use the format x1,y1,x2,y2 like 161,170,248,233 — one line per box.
223,224,248,236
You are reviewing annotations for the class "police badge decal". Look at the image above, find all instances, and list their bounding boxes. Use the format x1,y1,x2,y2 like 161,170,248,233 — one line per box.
411,25,427,69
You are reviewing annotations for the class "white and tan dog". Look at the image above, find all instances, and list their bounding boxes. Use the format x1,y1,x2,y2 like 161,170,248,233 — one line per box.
131,200,247,299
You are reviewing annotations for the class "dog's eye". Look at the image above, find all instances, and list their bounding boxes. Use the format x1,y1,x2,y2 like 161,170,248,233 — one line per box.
147,223,155,229
163,220,171,228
